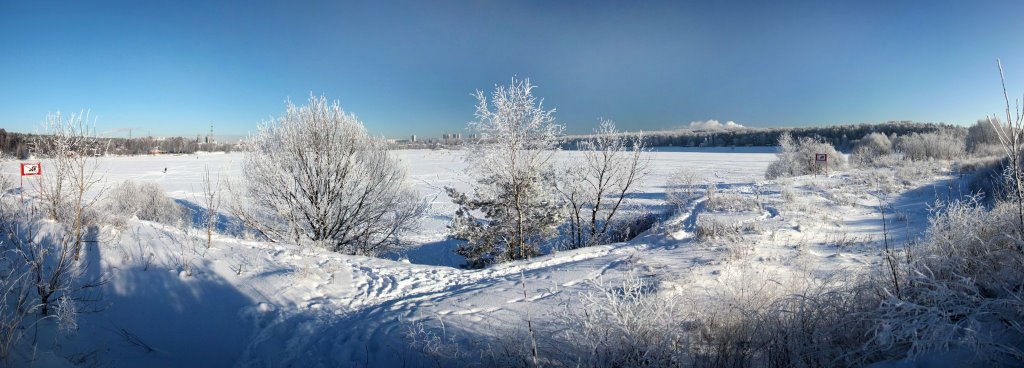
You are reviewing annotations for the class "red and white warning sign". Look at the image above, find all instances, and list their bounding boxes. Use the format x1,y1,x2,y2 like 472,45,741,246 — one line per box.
814,153,828,162
20,162,41,176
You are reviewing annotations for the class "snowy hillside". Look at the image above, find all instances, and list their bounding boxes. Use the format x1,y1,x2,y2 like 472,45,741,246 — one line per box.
0,147,979,367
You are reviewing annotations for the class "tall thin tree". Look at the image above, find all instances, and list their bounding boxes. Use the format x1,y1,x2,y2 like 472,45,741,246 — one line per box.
448,78,564,267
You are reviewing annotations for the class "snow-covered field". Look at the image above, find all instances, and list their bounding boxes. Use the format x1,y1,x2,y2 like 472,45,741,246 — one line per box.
3,148,964,367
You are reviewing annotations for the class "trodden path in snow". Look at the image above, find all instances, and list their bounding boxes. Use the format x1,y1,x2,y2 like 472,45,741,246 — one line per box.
230,171,965,367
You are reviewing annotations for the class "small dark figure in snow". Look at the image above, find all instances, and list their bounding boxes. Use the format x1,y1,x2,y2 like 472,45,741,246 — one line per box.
163,168,167,173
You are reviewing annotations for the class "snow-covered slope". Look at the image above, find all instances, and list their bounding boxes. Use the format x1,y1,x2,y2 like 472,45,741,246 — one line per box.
3,148,965,367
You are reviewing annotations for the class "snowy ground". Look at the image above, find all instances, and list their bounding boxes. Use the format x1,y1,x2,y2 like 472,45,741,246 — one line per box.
4,148,965,367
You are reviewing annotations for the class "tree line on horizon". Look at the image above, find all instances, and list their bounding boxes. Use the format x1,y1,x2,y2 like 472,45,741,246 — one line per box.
560,120,964,151
0,129,235,159
0,120,961,159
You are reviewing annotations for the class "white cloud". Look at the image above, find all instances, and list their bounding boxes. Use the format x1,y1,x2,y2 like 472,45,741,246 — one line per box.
686,119,744,130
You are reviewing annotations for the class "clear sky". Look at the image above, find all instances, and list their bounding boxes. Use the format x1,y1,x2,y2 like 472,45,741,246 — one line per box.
2,0,1024,138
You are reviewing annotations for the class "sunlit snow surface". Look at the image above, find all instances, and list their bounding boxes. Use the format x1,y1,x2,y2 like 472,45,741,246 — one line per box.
3,148,963,367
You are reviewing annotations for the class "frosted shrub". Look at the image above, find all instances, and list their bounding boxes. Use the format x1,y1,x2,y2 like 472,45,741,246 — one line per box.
556,273,689,367
0,197,100,362
765,133,845,179
703,193,759,213
966,158,1011,204
694,216,741,241
242,95,424,256
780,187,798,204
965,118,1007,156
404,318,468,366
894,130,966,161
0,157,10,194
0,267,34,361
864,198,1024,364
666,168,701,209
851,132,893,166
104,180,184,224
756,277,879,367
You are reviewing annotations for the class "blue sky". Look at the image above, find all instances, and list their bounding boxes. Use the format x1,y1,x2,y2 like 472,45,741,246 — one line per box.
2,0,1023,138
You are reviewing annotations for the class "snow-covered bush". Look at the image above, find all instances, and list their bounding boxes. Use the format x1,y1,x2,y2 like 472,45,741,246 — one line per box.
0,157,10,195
242,95,424,256
104,180,184,224
739,219,767,235
666,168,701,209
754,277,879,367
694,216,741,242
550,268,869,367
765,133,845,179
966,157,1011,204
851,132,893,166
966,118,1007,156
0,198,91,328
405,318,469,366
863,198,1024,364
893,130,966,161
447,78,564,267
780,186,798,204
703,192,759,213
555,273,689,367
558,120,648,249
0,262,35,361
0,226,44,359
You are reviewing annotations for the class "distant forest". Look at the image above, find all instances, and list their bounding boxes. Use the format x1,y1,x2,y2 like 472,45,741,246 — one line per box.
1,121,964,158
560,121,965,151
0,129,235,159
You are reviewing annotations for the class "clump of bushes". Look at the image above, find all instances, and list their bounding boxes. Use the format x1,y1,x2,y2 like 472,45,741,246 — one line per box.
855,132,893,156
850,132,894,166
104,180,184,224
703,191,760,213
894,130,966,161
765,133,845,179
966,118,1008,157
556,274,689,367
666,168,701,210
855,198,1024,365
693,216,742,241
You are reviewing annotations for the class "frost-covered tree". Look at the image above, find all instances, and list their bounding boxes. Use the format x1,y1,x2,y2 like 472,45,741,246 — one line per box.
242,95,423,256
447,78,564,267
558,120,648,249
990,59,1024,230
32,111,107,260
197,165,222,250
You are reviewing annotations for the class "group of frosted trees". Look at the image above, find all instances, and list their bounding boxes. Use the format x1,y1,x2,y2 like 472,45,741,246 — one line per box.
244,79,646,267
445,79,647,267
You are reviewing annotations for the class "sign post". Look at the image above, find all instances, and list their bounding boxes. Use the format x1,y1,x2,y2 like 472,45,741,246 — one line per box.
20,162,41,202
814,153,828,176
